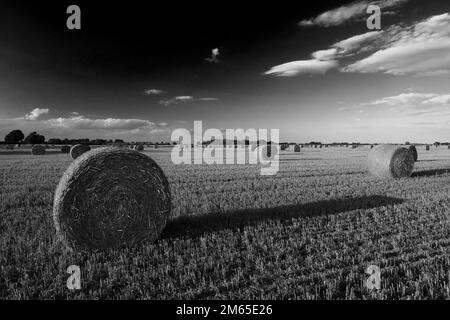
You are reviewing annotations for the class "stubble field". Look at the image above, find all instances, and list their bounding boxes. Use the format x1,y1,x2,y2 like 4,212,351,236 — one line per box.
1,146,450,299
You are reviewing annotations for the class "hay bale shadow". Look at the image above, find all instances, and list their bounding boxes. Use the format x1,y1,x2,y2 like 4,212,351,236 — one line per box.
161,195,404,240
412,168,450,177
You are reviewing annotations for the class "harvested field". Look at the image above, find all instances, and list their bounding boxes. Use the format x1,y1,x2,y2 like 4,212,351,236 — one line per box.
1,146,450,299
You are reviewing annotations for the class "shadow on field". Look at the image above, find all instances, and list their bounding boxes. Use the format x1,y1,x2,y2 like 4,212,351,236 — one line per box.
412,168,450,177
161,195,404,239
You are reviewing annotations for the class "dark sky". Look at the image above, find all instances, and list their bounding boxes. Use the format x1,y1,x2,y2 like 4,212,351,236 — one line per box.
1,0,449,143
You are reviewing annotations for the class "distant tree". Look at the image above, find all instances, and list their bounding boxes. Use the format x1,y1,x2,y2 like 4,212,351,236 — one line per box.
91,139,106,145
4,130,25,144
48,138,62,145
405,141,410,145
24,132,45,144
114,139,124,144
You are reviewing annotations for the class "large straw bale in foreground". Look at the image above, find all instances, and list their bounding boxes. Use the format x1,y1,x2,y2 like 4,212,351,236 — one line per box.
70,144,91,159
53,147,171,250
368,145,414,178
31,144,46,155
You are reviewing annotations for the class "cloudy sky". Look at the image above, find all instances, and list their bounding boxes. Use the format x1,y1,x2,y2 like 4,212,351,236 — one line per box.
0,0,449,143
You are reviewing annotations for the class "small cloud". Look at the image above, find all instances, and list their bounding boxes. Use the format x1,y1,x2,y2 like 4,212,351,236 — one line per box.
159,95,194,106
144,89,165,95
158,122,168,126
205,48,220,63
25,108,49,120
175,96,194,101
71,112,80,115
264,59,338,76
198,97,218,101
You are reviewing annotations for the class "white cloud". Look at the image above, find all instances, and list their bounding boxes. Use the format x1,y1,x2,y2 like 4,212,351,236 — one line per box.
264,59,338,76
47,115,155,130
299,0,408,27
144,89,164,95
198,97,218,101
159,95,217,106
364,93,438,106
266,30,382,77
206,48,220,63
1,114,172,142
344,13,450,76
24,108,49,120
356,92,450,126
333,31,383,53
311,48,339,61
174,96,194,101
267,13,450,78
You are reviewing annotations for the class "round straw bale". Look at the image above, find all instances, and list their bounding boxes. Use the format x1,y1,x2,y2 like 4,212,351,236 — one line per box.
61,145,70,153
426,145,430,151
31,144,46,155
53,147,171,250
70,144,91,159
134,144,144,151
294,144,301,152
6,144,14,150
368,144,414,178
408,145,418,162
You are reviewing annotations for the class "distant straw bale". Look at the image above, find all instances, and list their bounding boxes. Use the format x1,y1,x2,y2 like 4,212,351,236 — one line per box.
61,145,70,154
368,144,414,179
70,144,91,160
31,145,46,155
408,145,418,162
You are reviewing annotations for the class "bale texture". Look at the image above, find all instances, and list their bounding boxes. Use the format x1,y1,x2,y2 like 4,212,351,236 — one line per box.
61,145,70,153
408,145,418,162
31,144,46,155
368,144,414,179
70,144,91,160
53,147,171,250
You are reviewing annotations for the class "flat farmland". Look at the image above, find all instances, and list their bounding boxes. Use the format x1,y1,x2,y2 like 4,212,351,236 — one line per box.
1,146,450,299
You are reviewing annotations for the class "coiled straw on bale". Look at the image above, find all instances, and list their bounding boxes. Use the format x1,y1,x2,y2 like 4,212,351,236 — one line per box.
408,145,418,162
31,144,46,155
61,145,70,153
70,144,91,160
134,144,144,151
368,144,414,178
53,147,171,250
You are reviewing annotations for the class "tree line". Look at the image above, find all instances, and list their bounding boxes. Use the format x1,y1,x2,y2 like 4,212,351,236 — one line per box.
2,129,173,145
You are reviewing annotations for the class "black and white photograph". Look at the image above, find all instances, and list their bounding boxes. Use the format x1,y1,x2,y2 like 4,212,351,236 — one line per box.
1,0,450,305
